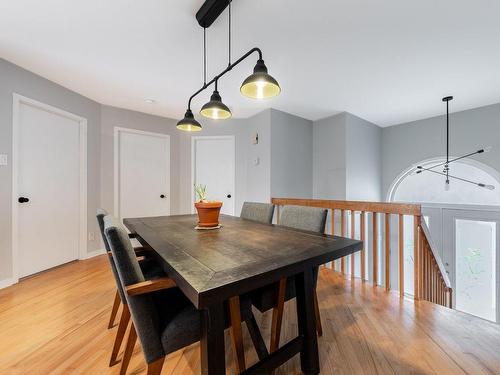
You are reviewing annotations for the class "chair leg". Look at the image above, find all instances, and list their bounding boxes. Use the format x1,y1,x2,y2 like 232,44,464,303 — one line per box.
110,304,130,366
147,356,165,375
108,289,121,329
246,313,269,361
119,323,137,375
313,288,323,337
270,278,287,353
229,296,246,373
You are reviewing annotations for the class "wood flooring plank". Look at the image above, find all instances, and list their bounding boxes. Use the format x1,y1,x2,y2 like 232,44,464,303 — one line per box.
0,256,499,374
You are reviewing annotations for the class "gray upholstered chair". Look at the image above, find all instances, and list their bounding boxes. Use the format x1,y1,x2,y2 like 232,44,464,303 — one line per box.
96,209,164,367
103,215,265,375
240,202,275,224
249,205,328,353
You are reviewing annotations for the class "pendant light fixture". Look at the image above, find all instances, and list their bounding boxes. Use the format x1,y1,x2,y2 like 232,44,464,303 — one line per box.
415,96,494,190
177,0,280,132
240,59,281,99
176,109,202,132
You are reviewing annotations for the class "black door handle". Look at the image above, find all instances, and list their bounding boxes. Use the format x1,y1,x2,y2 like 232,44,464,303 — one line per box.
227,194,232,198
160,194,166,199
18,197,29,203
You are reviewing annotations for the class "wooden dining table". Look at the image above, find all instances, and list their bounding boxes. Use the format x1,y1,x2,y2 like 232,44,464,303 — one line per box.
124,214,363,375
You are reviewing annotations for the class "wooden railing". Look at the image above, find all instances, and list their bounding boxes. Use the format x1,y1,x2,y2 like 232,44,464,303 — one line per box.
419,220,453,307
271,198,452,308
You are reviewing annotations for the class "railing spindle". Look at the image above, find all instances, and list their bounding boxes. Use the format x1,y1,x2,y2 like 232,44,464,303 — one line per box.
398,214,404,298
351,210,355,278
341,209,346,274
413,216,421,300
385,213,390,291
373,212,378,286
360,211,366,282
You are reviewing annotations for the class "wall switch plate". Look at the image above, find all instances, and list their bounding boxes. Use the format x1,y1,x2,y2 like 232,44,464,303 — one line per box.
0,154,7,166
254,157,260,166
88,232,95,241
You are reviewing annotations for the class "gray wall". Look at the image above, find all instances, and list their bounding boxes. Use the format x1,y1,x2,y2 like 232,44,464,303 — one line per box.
345,113,382,201
270,109,313,198
100,105,182,215
0,58,101,281
382,102,500,200
177,110,272,216
312,113,347,199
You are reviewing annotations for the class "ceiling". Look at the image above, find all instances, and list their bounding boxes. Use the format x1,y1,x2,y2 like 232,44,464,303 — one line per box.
1,0,499,127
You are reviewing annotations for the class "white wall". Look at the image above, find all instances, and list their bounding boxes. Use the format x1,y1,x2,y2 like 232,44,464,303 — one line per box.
0,58,102,282
345,113,382,201
312,113,347,199
177,110,272,216
100,105,182,215
270,109,313,198
382,102,500,200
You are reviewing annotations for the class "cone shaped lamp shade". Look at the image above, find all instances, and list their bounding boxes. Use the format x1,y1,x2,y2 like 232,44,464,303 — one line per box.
176,109,202,132
200,90,232,119
241,59,281,99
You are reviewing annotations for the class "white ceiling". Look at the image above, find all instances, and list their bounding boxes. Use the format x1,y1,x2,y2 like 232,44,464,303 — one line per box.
1,0,500,126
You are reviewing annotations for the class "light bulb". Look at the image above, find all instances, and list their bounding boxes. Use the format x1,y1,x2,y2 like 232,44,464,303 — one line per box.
479,183,495,190
484,146,493,153
444,180,450,191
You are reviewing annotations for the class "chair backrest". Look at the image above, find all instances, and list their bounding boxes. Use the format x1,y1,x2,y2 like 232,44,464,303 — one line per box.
96,208,126,303
240,202,275,224
279,205,328,233
104,215,164,364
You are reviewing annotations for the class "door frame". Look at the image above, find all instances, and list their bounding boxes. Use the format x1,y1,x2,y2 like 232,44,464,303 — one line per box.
12,93,88,283
113,126,171,219
191,135,236,215
443,208,500,323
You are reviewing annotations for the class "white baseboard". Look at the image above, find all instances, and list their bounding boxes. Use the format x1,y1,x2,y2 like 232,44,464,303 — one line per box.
0,277,18,290
82,248,106,259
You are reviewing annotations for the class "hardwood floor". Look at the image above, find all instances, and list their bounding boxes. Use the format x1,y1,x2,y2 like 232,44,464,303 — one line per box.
1,255,499,375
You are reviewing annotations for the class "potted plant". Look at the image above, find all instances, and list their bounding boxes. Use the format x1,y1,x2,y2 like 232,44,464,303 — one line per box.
194,184,223,228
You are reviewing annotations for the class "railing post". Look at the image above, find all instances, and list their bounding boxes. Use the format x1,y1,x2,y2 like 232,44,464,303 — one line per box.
398,214,404,298
331,209,336,271
373,212,378,286
413,215,421,300
360,211,366,282
351,210,355,278
341,209,346,274
385,213,390,291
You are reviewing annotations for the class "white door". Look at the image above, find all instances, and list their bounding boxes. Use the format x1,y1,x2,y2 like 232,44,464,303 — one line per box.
443,208,500,322
15,97,86,278
192,136,235,215
115,128,170,221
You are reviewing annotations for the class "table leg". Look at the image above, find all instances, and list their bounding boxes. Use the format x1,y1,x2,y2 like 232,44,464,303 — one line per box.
200,303,225,375
295,268,320,375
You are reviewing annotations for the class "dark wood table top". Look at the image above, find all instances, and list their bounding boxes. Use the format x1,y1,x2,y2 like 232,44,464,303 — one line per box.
124,214,363,309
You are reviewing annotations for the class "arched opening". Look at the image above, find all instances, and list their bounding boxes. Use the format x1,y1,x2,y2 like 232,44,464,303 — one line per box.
387,158,500,205
388,158,500,322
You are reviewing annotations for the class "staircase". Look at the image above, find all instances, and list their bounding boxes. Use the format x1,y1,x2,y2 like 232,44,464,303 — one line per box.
272,198,452,308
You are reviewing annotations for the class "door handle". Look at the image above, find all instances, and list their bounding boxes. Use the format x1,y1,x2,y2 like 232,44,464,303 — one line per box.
227,194,232,198
18,197,30,203
160,194,166,199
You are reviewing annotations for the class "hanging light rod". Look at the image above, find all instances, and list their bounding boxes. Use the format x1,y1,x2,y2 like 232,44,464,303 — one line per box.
414,95,495,190
177,0,280,131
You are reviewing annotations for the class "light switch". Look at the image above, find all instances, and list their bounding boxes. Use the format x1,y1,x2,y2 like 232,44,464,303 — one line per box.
253,157,260,166
0,154,7,166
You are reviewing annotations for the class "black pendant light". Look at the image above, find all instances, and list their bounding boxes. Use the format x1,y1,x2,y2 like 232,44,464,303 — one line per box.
176,109,202,132
177,0,281,132
200,89,232,119
240,59,281,99
415,96,494,190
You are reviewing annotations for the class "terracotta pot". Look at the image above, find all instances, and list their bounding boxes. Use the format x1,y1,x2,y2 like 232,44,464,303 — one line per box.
195,201,223,227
